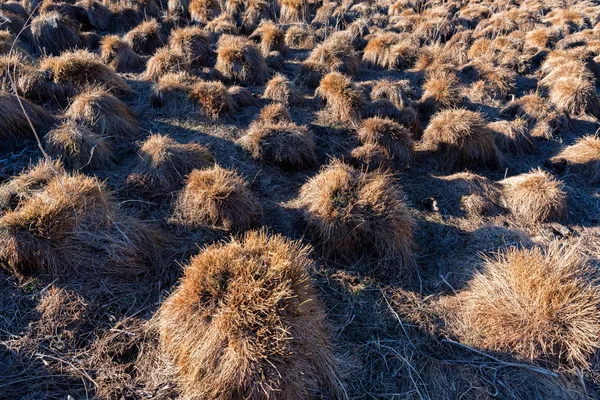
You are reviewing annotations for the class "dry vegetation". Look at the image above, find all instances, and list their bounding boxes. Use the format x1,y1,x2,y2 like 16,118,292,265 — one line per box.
1,0,600,398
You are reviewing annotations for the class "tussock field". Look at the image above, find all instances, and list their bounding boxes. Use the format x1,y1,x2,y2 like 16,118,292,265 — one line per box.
1,0,600,398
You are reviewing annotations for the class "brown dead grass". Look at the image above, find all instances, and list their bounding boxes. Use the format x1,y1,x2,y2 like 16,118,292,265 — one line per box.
215,34,268,86
419,70,461,114
189,0,220,24
421,109,503,170
500,168,567,224
305,32,359,76
297,160,415,277
144,46,190,81
64,87,139,140
149,71,198,111
280,0,309,23
172,165,262,231
157,229,343,399
99,34,143,72
370,78,412,109
168,26,214,68
487,117,534,155
316,72,365,123
284,24,315,49
30,12,82,56
249,20,286,56
551,135,600,184
263,73,302,106
448,243,600,370
357,117,413,165
124,19,163,55
44,120,113,170
0,92,56,145
128,133,214,194
188,80,233,119
362,32,416,70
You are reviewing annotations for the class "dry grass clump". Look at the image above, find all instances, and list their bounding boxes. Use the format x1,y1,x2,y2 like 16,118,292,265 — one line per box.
228,85,258,108
0,30,18,54
297,160,414,275
39,50,130,96
255,102,291,125
75,0,112,31
295,60,330,89
168,26,214,68
305,32,359,76
124,19,163,55
500,93,571,139
284,24,314,49
450,244,600,370
205,13,239,36
64,87,139,140
157,230,342,399
357,117,413,165
362,32,416,70
316,72,365,123
189,0,220,23
280,0,309,23
0,159,64,211
370,78,412,109
263,73,302,106
172,165,262,231
545,70,600,119
349,143,391,171
419,70,461,114
0,92,55,146
462,61,516,100
500,168,567,224
437,171,503,217
188,80,233,119
249,20,286,56
215,35,268,86
239,121,316,171
0,172,160,277
550,135,600,184
524,27,559,50
128,133,214,194
44,120,113,170
421,109,502,170
150,71,198,111
30,12,82,56
99,34,143,72
487,117,534,155
144,46,190,81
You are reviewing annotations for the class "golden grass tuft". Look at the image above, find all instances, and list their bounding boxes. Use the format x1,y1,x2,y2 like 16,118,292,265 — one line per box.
362,32,416,70
0,159,65,212
284,24,315,49
0,92,56,146
421,109,502,170
500,168,567,224
157,230,343,399
215,34,268,86
370,78,412,109
144,46,190,81
44,120,113,170
295,60,330,89
349,143,391,171
64,87,139,140
437,171,503,217
419,70,461,114
357,117,413,165
124,19,163,55
99,34,143,72
189,0,220,23
75,0,112,31
297,160,414,275
487,117,534,155
305,32,359,76
263,73,302,106
280,0,309,23
172,165,262,231
0,172,161,277
551,135,600,184
249,20,286,56
316,72,365,123
546,73,600,119
168,26,214,68
450,243,600,370
228,85,258,108
128,133,214,194
39,49,131,96
150,71,198,111
239,120,316,171
256,102,291,125
30,12,82,56
188,80,233,119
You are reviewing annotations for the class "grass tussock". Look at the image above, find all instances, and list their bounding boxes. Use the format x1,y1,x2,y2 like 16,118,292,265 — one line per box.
188,80,233,119
144,46,190,81
128,133,214,194
157,230,343,399
263,73,302,106
0,92,55,146
279,0,309,23
362,32,416,70
305,32,359,76
64,87,139,140
500,168,567,224
349,143,391,171
39,50,131,96
357,117,413,165
284,24,314,49
239,120,316,171
487,117,534,155
0,172,161,278
249,20,286,56
44,120,113,170
30,12,82,56
421,109,502,170
172,165,262,231
419,70,461,115
370,78,412,109
449,244,600,370
149,71,198,111
316,72,365,123
256,102,291,125
124,19,163,55
168,26,214,68
215,34,268,86
297,160,414,277
189,0,220,24
99,34,143,72
551,135,600,184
